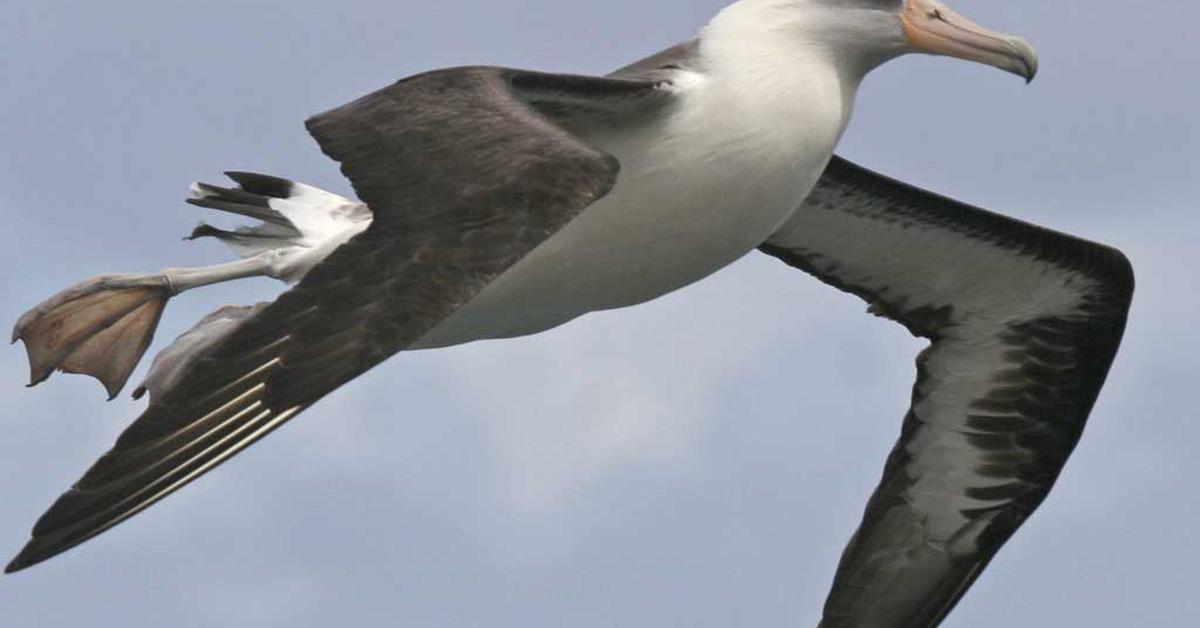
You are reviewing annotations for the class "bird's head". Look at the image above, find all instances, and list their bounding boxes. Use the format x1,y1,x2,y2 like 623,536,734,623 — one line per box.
710,0,1038,83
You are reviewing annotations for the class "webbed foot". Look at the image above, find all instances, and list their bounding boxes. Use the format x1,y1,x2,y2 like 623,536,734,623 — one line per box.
13,275,170,399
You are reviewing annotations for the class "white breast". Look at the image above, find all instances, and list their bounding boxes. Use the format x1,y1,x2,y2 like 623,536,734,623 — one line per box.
415,58,853,350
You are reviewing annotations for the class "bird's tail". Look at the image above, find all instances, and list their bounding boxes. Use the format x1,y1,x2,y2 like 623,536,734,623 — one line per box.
185,171,369,260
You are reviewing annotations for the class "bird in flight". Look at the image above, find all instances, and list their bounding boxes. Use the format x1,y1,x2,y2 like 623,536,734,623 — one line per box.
8,1,1132,626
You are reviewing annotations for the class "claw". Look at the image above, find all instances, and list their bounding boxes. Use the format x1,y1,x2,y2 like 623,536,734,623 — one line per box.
13,275,170,400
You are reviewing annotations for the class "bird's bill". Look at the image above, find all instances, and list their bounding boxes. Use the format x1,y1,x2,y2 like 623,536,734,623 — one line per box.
900,0,1038,82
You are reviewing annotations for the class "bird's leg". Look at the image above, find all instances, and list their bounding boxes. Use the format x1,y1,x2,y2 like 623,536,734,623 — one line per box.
159,256,272,293
12,256,272,400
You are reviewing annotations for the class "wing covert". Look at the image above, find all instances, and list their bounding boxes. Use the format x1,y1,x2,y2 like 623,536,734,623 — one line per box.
761,156,1133,627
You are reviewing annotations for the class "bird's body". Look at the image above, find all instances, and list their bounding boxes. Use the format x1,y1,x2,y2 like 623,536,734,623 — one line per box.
419,20,853,348
6,2,1133,627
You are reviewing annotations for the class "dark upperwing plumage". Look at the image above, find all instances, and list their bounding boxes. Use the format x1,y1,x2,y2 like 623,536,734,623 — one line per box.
5,66,673,573
760,156,1133,628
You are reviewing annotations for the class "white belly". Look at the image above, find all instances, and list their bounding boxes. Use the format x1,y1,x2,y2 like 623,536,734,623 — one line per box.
413,72,847,349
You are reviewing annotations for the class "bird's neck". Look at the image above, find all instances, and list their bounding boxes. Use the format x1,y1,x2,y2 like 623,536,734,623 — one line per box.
697,8,866,152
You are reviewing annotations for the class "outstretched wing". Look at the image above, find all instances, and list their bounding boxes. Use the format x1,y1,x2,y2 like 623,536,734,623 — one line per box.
6,66,674,573
760,156,1133,628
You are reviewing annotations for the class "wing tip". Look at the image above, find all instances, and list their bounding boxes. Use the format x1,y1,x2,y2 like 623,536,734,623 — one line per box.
1104,244,1135,299
6,519,83,574
5,541,47,574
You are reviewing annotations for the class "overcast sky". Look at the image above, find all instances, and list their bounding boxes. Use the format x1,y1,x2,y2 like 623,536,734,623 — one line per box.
1,1,1196,626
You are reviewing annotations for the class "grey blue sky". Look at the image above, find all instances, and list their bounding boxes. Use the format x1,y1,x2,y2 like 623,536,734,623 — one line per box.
1,1,1196,626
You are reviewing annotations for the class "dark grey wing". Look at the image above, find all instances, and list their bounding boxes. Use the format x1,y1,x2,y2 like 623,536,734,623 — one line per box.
6,66,673,573
760,156,1133,628
608,39,701,80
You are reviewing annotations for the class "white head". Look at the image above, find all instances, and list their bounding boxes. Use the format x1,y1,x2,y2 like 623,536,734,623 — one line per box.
706,0,1038,84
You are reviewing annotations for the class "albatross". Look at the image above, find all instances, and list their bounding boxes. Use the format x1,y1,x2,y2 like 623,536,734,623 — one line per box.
7,0,1132,625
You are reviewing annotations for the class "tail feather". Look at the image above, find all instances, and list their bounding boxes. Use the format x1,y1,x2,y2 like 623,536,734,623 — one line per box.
224,171,358,212
224,171,295,199
188,173,370,250
187,173,367,240
186,182,299,231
